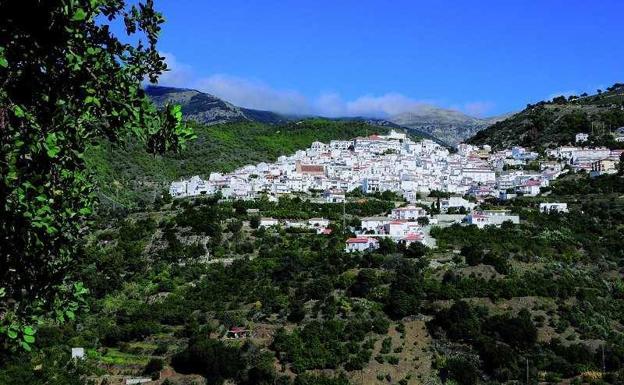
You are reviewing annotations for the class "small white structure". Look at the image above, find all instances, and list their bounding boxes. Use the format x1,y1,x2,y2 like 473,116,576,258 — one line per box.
125,379,152,385
539,202,568,213
360,216,391,232
324,189,346,203
385,221,407,237
575,133,589,143
391,205,427,220
71,347,85,360
345,237,379,253
403,232,425,246
259,217,279,228
517,179,542,196
441,197,476,213
466,210,519,228
308,218,330,228
466,212,490,228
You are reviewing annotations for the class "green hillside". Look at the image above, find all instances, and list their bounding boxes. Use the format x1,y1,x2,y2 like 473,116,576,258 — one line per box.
468,83,624,149
85,119,394,208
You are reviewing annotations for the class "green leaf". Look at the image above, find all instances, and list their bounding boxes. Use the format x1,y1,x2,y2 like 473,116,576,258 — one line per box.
72,8,87,21
13,106,25,118
20,341,32,352
45,133,60,158
7,330,18,339
23,335,35,344
0,288,5,297
23,326,36,336
66,310,75,320
0,47,6,68
78,207,92,215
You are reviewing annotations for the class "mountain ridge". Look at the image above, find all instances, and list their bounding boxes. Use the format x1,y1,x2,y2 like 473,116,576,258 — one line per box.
146,85,287,125
145,85,503,145
389,107,508,146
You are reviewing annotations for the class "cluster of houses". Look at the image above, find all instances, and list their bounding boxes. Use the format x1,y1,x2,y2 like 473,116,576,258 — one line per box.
171,130,617,202
258,217,332,235
545,145,623,176
167,129,622,253
576,128,624,144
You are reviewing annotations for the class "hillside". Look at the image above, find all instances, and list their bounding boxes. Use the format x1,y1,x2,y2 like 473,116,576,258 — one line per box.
10,172,623,385
389,107,506,146
85,119,394,209
468,83,624,149
145,85,286,125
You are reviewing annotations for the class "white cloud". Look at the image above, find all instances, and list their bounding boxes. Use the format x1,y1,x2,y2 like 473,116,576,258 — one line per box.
158,52,194,88
462,101,495,117
194,74,311,115
344,93,431,117
158,52,494,118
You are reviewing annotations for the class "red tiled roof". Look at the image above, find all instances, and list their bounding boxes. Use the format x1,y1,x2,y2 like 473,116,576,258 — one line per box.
404,233,424,241
346,237,377,244
300,165,325,173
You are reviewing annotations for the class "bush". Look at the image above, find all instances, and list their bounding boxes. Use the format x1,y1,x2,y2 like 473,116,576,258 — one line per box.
143,358,164,377
171,337,243,384
404,242,427,258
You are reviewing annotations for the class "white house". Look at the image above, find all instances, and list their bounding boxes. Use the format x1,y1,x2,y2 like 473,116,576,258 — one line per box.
259,218,279,228
384,221,410,237
345,237,380,253
539,203,568,213
483,210,520,226
466,212,490,228
391,205,427,220
517,179,541,196
324,189,346,203
360,216,391,232
308,218,330,228
467,210,519,228
441,197,476,213
402,232,425,246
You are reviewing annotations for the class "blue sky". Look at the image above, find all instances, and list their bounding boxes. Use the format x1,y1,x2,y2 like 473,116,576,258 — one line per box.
151,0,624,117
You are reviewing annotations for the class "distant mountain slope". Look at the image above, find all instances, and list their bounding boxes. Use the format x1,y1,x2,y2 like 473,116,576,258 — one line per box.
355,118,454,148
85,119,396,209
145,85,286,125
389,106,506,146
468,83,624,149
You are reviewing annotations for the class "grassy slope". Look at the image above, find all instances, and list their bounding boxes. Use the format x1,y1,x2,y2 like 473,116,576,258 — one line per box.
468,84,624,149
85,119,393,208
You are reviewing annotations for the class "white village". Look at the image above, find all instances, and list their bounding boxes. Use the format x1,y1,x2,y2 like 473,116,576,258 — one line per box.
169,129,624,253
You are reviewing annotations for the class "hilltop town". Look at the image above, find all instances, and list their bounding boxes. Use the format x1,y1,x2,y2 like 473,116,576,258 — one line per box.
170,130,623,202
168,129,623,253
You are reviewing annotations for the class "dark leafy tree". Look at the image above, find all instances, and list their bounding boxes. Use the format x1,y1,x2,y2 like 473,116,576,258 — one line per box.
0,0,194,350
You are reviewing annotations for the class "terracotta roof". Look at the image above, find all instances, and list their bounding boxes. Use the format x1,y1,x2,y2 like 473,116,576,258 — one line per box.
404,233,424,241
524,179,541,186
346,237,377,244
300,165,325,173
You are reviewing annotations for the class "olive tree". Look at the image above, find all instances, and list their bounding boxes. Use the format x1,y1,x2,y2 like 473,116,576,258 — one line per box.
0,0,194,350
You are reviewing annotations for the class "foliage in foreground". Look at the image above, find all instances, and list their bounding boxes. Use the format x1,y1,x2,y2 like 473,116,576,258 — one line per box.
0,0,193,351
